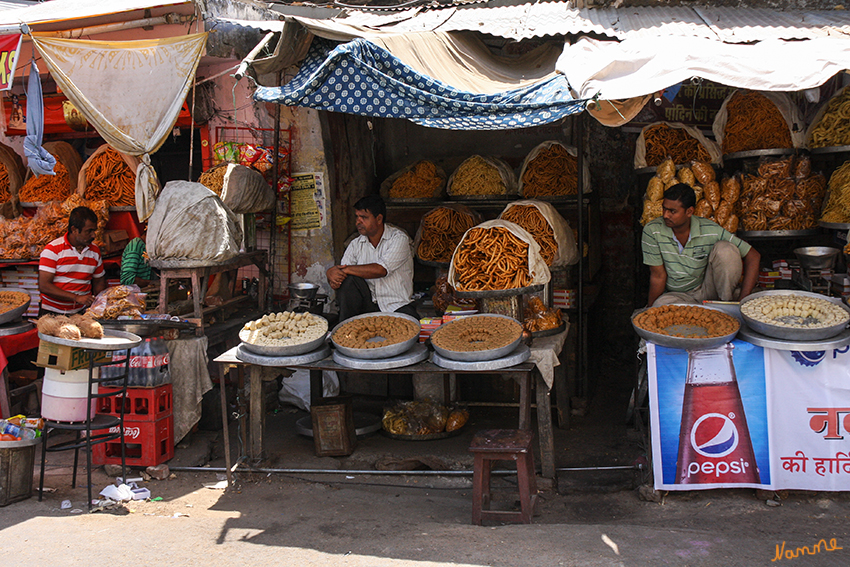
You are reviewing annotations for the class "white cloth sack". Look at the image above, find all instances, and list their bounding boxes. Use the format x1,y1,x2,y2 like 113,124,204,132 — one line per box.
500,199,578,267
32,33,208,221
221,163,276,213
634,122,722,168
448,219,551,289
712,89,807,151
278,369,340,412
147,181,243,264
517,140,591,196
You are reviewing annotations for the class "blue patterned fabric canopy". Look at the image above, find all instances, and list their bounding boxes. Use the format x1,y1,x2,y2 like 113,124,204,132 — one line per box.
254,38,587,130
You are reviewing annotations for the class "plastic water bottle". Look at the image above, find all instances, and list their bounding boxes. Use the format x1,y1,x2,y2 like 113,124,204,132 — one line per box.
0,419,37,440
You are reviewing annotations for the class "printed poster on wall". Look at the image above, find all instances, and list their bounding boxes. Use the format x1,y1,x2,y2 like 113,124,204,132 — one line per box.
290,172,325,230
0,35,21,91
649,341,850,491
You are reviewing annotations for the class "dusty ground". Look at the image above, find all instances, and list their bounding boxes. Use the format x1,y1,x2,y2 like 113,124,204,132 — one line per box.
2,362,850,566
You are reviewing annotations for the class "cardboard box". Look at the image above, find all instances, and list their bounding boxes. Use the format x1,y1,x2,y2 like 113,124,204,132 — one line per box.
36,341,113,371
104,229,130,255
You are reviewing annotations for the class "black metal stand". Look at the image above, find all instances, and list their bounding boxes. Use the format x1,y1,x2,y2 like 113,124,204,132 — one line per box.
38,347,132,510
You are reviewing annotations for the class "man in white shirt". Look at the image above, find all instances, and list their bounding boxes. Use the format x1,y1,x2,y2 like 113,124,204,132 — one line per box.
326,195,417,322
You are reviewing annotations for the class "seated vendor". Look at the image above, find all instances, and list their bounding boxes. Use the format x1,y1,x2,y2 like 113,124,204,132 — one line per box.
326,195,417,322
120,235,157,288
642,183,760,307
38,206,106,315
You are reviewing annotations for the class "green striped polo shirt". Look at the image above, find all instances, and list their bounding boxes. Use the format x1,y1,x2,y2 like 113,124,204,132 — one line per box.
120,237,153,285
642,216,751,293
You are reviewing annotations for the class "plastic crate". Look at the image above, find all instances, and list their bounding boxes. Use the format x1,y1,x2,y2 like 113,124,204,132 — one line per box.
96,384,172,422
92,415,174,467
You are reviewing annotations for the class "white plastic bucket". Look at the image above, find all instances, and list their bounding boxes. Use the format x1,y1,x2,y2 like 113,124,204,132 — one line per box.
43,367,98,384
41,371,98,422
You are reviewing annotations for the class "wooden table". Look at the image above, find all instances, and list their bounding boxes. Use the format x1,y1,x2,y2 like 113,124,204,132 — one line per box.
150,251,269,335
213,347,557,482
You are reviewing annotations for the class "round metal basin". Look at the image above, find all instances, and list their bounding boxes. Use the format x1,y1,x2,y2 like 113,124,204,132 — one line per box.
330,312,420,360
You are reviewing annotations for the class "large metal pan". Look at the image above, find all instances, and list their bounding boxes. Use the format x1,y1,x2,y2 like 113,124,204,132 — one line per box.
330,312,420,360
631,304,740,351
38,329,143,351
0,288,31,325
430,313,522,362
239,314,330,357
739,290,850,341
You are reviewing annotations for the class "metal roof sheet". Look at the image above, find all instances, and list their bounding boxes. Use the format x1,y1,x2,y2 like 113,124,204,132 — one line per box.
694,6,850,41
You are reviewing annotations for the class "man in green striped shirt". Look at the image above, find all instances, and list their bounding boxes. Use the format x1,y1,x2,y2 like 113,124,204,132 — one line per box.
120,237,156,287
642,184,760,307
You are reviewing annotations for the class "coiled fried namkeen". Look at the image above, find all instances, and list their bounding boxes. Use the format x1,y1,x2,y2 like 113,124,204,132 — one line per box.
452,227,531,291
722,91,793,154
83,147,135,207
643,123,711,166
810,86,850,148
390,160,442,199
417,207,475,263
820,161,850,223
199,166,226,196
500,205,558,265
450,156,507,196
521,144,578,197
633,305,739,338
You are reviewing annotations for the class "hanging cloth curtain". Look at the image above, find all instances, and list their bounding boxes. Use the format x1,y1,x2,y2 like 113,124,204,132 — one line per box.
30,33,208,220
24,60,56,176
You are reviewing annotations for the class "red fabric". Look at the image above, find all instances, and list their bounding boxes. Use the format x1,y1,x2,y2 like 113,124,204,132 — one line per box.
0,327,38,374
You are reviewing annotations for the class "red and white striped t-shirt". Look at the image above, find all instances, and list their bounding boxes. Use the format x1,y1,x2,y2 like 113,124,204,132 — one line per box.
39,234,104,313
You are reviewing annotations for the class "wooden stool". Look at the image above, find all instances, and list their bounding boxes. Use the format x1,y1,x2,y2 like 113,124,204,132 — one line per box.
469,429,538,525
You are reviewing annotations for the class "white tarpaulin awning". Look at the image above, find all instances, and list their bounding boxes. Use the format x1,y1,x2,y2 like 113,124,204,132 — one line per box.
558,35,850,101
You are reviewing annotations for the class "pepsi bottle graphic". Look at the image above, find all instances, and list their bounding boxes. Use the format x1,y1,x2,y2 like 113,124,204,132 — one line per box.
676,344,760,484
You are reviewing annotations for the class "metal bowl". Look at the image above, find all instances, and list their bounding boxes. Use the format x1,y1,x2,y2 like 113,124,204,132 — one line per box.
239,315,330,357
0,288,31,325
794,246,841,271
288,282,319,301
739,290,850,341
631,304,740,350
430,313,523,362
330,312,420,360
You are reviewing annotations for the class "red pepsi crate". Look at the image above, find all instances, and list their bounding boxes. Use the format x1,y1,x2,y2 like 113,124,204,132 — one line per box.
96,384,173,422
92,415,174,467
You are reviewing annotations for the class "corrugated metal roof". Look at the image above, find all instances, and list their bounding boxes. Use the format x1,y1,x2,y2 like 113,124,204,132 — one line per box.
694,7,850,42
269,2,850,42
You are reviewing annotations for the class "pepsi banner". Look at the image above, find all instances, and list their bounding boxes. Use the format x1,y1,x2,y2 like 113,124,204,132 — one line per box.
0,35,21,91
649,340,850,491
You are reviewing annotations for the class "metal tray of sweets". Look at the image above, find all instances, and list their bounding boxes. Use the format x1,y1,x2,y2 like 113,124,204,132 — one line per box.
238,315,330,357
430,313,522,362
454,283,544,299
631,304,740,351
0,288,31,325
739,290,850,341
330,311,420,360
38,329,143,351
737,324,850,351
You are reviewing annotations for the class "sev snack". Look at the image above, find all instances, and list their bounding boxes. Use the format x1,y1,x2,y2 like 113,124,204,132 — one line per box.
199,166,225,196
390,160,442,199
450,156,508,196
810,86,850,148
633,305,739,339
18,160,71,203
501,205,558,265
0,290,28,314
417,207,475,263
521,144,578,197
820,161,850,223
452,226,531,291
332,315,418,349
431,315,521,352
643,123,712,166
722,91,793,154
0,164,9,202
83,147,135,207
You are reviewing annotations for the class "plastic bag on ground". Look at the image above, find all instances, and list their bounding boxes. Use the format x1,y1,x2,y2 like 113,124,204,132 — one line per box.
278,369,340,411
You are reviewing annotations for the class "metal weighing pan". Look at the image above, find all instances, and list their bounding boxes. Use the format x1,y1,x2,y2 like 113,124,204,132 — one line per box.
737,324,850,351
431,343,530,371
0,288,31,325
739,290,850,341
430,313,522,362
236,344,331,366
239,315,330,357
0,320,33,337
454,283,544,299
330,311,420,360
631,305,740,350
332,343,428,370
38,329,143,351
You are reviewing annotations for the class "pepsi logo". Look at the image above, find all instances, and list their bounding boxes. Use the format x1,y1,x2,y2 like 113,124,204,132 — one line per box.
690,413,739,458
791,351,825,367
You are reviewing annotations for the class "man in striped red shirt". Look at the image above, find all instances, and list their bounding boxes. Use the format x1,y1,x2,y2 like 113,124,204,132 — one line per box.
38,206,106,315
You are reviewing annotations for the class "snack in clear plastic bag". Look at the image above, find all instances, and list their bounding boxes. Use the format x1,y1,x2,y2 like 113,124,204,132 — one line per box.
88,285,146,319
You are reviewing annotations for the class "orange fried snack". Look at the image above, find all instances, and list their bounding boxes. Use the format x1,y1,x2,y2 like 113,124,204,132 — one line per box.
453,226,531,291
633,305,739,339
